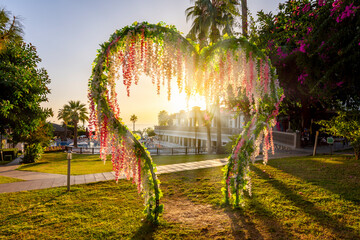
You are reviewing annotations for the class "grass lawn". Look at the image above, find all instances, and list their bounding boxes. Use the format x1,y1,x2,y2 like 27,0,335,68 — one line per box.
16,152,228,175
0,175,23,184
1,155,359,239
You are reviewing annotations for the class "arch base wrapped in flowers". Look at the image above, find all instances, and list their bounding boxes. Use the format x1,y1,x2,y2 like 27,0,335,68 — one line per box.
88,22,284,222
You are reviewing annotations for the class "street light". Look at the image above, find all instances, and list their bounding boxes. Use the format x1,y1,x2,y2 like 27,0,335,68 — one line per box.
67,148,72,191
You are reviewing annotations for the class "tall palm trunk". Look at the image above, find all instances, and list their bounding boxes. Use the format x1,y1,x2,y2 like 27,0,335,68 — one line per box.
241,0,248,37
64,124,68,140
206,123,212,154
74,122,78,148
216,97,222,154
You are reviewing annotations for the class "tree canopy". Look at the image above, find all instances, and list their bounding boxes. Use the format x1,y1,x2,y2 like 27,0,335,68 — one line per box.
0,41,52,143
0,8,23,51
252,0,360,130
186,0,240,47
158,110,170,126
317,111,360,160
0,8,52,163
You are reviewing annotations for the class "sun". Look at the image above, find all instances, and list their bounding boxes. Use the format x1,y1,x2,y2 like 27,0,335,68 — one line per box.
187,93,207,110
169,89,207,112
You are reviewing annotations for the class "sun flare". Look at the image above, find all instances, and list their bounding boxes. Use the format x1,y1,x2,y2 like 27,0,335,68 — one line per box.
170,90,207,112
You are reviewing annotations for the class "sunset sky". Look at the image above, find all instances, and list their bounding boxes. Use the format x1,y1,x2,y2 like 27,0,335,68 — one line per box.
2,0,285,129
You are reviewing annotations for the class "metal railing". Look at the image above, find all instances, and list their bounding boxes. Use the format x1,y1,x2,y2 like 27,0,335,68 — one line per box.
147,147,211,155
155,125,242,135
64,146,212,155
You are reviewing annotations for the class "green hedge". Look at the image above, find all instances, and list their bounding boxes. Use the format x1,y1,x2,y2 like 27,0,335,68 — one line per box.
0,148,18,160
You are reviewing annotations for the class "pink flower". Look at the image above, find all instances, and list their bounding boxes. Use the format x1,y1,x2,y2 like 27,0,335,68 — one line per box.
277,47,288,59
331,0,342,16
298,72,308,84
299,44,306,53
336,81,344,87
318,0,326,6
302,3,311,13
307,27,312,35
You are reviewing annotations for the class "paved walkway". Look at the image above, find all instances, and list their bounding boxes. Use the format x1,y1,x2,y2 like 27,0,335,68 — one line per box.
0,145,352,194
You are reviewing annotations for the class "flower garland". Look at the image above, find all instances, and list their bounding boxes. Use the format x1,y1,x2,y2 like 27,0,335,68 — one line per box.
88,22,284,221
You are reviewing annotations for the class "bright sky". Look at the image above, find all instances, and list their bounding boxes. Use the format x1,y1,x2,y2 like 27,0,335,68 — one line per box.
1,0,285,129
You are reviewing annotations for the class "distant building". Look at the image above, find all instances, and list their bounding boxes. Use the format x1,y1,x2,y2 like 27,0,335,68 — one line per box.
154,106,245,149
154,107,302,151
0,135,24,151
51,123,72,140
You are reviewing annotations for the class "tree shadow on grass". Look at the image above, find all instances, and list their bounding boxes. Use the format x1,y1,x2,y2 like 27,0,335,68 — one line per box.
269,156,360,204
131,221,157,240
16,161,48,170
224,201,294,240
252,165,360,239
2,190,67,223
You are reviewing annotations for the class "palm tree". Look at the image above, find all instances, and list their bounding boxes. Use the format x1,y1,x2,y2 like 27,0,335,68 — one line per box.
241,0,248,37
57,108,70,140
58,101,88,147
0,8,23,51
186,0,239,46
158,110,169,126
130,114,138,131
186,0,240,153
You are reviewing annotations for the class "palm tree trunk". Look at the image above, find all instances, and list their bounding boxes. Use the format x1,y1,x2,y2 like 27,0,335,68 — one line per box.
216,97,222,154
64,124,68,140
74,122,78,148
206,124,212,154
241,0,248,38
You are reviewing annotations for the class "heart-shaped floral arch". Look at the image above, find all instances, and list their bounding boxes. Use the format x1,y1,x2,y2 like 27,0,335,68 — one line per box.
88,22,284,222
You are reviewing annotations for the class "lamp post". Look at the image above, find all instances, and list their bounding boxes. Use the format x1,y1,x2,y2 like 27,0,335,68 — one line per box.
67,147,72,192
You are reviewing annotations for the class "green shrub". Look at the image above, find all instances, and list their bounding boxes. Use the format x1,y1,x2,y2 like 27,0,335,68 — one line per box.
317,111,360,160
23,143,43,163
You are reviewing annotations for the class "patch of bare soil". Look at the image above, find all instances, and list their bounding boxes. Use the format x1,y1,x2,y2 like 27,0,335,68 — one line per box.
163,197,229,228
162,197,243,239
162,197,289,239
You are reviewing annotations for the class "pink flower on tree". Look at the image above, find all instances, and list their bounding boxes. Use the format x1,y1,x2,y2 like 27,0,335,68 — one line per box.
336,81,344,87
299,41,308,53
331,0,343,15
277,47,288,59
307,27,313,35
318,0,326,6
302,3,311,13
298,72,308,84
